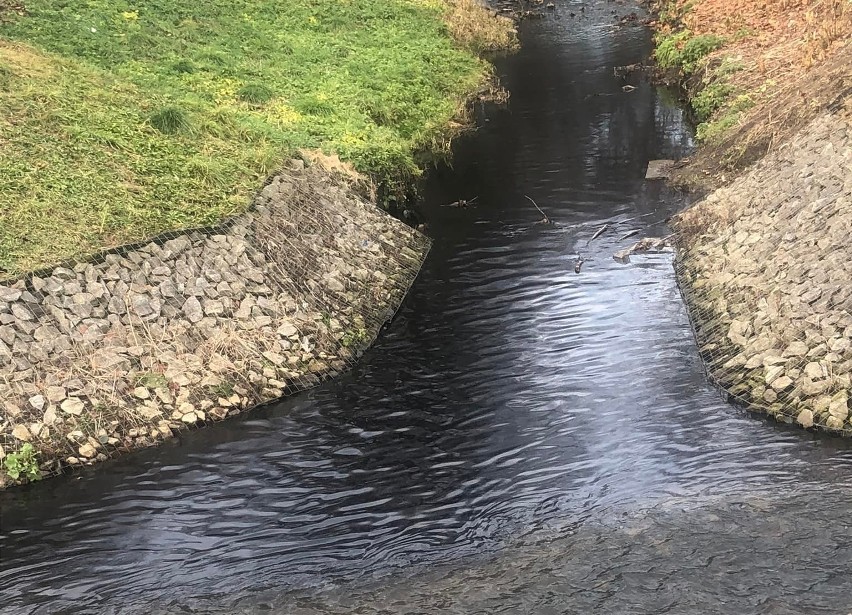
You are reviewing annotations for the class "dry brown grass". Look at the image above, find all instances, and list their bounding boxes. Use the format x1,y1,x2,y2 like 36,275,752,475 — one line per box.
673,40,852,189
681,0,851,76
421,0,518,52
659,0,852,189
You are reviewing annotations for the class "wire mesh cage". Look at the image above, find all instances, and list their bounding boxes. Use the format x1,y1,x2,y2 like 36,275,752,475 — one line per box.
672,110,851,437
0,160,431,484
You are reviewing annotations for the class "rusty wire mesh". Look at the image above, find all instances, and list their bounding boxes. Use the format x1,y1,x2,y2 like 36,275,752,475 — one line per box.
672,109,852,436
0,160,431,484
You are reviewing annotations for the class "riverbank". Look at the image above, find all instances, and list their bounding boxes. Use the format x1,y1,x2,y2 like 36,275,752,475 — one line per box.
0,1,516,486
651,0,852,434
0,0,515,277
0,160,431,487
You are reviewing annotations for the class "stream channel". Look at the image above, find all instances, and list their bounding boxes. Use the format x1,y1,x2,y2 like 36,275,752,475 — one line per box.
1,2,851,613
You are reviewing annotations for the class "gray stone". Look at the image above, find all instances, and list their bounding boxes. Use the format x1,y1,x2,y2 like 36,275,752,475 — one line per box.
0,325,15,345
164,237,192,257
203,299,225,316
11,303,33,321
11,424,32,442
45,386,67,403
182,297,204,323
801,378,831,396
158,279,179,298
830,336,850,354
234,298,253,320
825,415,844,430
262,351,285,366
62,281,83,296
91,349,130,370
242,267,265,284
771,375,793,391
130,294,157,317
796,408,814,428
782,341,809,357
61,397,85,416
0,286,22,302
828,391,848,421
33,325,60,342
52,267,75,280
43,406,58,425
804,362,824,380
108,296,127,315
278,323,298,338
764,365,785,384
78,443,97,458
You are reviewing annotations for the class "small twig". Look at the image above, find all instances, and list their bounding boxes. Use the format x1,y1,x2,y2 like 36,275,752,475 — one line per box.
574,253,585,274
524,195,551,224
558,210,658,232
441,196,479,208
619,229,640,241
586,223,609,246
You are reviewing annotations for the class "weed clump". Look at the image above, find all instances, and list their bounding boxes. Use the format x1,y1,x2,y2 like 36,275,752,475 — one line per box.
149,106,190,135
656,31,724,75
692,80,734,122
237,83,274,105
441,0,517,53
171,60,195,74
3,443,42,482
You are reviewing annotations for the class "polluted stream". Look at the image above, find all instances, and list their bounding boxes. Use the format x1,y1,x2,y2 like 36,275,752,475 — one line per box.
2,2,851,614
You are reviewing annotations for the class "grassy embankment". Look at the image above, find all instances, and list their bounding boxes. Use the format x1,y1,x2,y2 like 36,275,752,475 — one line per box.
651,0,851,157
0,0,515,276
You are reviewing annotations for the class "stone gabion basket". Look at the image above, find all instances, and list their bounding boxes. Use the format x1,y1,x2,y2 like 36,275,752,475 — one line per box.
673,112,852,436
0,160,431,485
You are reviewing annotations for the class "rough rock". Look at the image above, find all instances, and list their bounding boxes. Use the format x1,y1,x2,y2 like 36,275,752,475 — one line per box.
796,408,814,428
60,398,85,416
182,296,204,323
11,424,31,441
0,163,430,485
676,112,851,435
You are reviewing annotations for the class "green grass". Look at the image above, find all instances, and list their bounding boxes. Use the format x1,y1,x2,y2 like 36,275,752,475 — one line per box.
692,80,734,122
655,31,725,75
695,93,755,142
0,0,492,275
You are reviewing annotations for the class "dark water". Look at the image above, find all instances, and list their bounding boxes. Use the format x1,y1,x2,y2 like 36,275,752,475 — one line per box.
2,3,851,614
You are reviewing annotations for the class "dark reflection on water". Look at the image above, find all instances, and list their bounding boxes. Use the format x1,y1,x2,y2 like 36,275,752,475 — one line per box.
1,3,851,614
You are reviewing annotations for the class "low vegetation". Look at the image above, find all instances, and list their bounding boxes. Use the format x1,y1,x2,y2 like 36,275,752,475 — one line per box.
2,443,41,482
652,0,851,154
0,0,514,276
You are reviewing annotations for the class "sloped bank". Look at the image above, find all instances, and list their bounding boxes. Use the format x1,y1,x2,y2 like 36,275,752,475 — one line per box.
674,110,852,435
656,27,852,435
649,0,852,436
0,161,430,487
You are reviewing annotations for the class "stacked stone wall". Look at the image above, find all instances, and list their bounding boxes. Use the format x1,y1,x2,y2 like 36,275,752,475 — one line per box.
0,161,431,486
674,111,851,435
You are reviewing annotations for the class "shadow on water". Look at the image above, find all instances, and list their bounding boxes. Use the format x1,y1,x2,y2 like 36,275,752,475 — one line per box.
2,2,851,614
